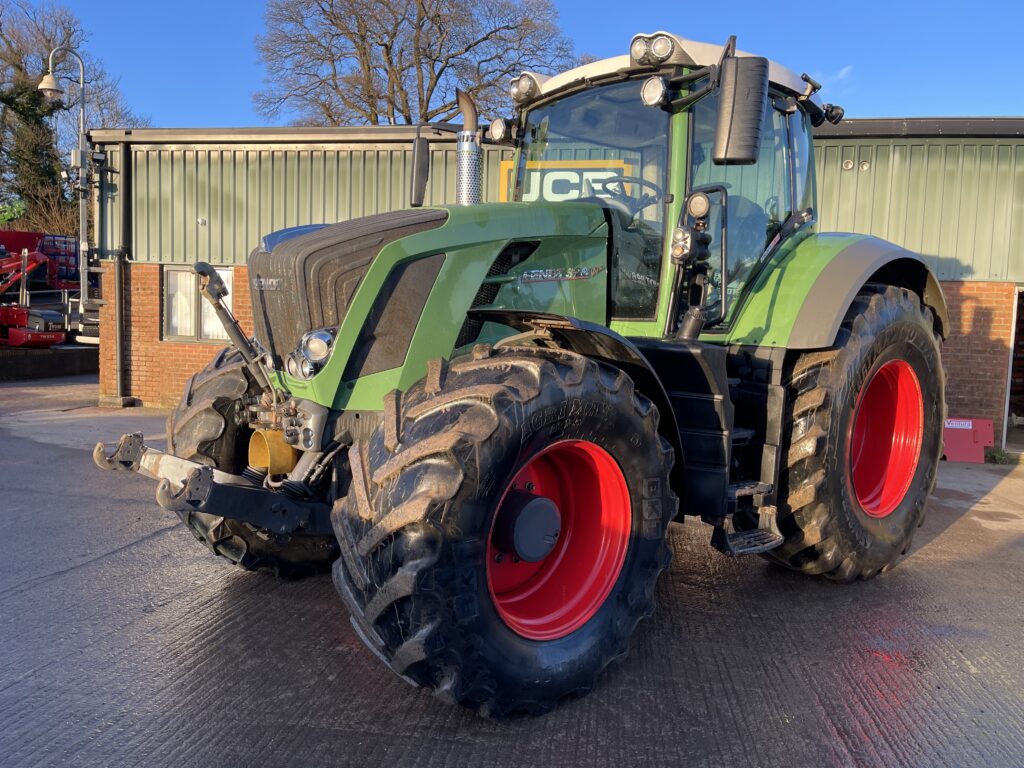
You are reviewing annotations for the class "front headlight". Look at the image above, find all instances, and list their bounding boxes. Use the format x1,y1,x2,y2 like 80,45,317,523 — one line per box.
302,329,334,363
629,32,678,66
511,72,547,103
287,327,336,379
629,37,650,63
488,117,510,143
640,75,668,107
649,34,674,61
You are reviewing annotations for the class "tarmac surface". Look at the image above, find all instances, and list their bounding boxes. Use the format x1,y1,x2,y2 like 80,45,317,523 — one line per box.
1,375,1023,768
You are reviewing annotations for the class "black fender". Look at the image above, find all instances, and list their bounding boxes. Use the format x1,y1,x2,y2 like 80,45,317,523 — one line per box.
467,309,686,500
788,237,949,349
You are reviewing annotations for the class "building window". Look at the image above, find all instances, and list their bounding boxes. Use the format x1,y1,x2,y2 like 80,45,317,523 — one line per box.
163,265,231,342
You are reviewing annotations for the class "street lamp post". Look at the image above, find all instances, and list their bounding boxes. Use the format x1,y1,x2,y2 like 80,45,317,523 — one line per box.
38,46,89,337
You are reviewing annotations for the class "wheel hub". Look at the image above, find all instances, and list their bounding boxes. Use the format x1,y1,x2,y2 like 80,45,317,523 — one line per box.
492,490,561,563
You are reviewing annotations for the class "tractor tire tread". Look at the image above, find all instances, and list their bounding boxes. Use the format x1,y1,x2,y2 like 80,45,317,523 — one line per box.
331,345,675,716
766,285,945,581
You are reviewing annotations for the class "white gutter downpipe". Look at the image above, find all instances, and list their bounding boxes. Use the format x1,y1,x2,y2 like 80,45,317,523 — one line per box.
455,89,481,206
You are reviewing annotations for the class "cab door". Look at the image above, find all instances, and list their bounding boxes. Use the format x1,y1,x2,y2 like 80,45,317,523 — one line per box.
689,91,795,323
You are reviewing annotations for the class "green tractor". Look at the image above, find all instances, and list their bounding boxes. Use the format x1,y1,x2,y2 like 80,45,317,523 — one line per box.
96,32,946,716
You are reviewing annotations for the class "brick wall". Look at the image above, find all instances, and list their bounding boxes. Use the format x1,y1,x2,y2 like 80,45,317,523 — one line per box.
939,281,1016,441
99,263,254,407
100,266,1019,442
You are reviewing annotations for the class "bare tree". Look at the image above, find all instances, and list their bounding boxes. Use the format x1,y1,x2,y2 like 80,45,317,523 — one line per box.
0,0,147,233
50,67,148,167
255,0,575,126
18,185,75,232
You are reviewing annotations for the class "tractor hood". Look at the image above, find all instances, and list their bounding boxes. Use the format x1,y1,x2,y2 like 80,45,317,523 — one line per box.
250,202,611,409
250,201,610,411
248,209,450,366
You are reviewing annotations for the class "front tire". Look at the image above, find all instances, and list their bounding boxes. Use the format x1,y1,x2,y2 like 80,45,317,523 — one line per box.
768,285,945,581
331,345,677,716
167,348,338,578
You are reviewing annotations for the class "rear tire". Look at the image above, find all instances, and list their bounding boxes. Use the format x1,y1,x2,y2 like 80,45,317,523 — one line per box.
331,345,677,716
167,348,338,578
767,285,944,581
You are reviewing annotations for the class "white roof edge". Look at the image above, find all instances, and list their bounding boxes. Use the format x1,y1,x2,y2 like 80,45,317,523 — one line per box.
533,33,821,106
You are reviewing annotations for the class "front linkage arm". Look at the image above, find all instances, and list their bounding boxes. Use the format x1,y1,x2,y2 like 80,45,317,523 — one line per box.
93,433,333,536
193,262,273,391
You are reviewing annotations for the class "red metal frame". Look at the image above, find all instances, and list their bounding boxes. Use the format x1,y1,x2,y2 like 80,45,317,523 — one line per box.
0,231,43,255
0,251,48,295
486,440,632,641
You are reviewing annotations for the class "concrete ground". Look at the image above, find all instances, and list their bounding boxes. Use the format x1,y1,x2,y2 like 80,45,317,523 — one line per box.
1,375,1023,768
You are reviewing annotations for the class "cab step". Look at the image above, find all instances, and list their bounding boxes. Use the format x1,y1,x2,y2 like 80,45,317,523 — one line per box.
711,506,784,556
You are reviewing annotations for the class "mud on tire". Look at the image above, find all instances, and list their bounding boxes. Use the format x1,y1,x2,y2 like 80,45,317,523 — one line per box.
167,348,338,578
768,285,945,581
331,345,677,716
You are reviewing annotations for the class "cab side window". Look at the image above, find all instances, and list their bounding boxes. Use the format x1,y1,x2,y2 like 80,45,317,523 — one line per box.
690,92,793,315
790,108,816,215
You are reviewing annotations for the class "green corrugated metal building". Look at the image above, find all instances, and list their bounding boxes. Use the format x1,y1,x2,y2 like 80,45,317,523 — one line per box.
815,119,1024,283
92,127,513,267
90,119,1024,449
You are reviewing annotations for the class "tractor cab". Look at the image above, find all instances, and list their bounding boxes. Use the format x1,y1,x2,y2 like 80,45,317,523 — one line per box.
490,32,840,339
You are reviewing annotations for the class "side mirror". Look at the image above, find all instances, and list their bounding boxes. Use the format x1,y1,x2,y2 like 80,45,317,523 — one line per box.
713,56,769,165
410,136,430,207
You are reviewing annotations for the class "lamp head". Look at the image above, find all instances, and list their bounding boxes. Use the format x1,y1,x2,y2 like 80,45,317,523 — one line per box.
37,72,63,100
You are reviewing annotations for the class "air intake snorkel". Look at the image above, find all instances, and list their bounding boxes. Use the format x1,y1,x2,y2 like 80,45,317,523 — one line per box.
455,88,482,206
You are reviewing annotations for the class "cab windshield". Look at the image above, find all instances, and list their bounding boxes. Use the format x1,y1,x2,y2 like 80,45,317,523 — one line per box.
513,79,671,319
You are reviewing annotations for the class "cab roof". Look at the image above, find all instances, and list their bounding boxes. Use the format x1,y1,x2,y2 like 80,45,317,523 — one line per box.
527,33,822,107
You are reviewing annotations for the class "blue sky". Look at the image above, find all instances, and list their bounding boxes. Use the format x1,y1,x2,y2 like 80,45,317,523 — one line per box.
71,0,1024,128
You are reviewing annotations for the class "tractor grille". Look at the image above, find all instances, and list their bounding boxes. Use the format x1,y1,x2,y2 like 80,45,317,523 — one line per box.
247,210,448,364
454,241,539,348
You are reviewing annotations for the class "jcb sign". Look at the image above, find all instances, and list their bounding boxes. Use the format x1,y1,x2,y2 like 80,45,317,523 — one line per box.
498,159,636,203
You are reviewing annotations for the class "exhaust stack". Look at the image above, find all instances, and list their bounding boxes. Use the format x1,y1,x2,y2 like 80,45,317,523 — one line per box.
455,89,481,206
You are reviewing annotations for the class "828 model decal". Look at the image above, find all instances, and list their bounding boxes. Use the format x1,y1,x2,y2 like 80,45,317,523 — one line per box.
520,265,606,283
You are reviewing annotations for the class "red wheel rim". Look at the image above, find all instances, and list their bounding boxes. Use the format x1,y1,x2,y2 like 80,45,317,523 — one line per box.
850,359,924,518
486,440,631,641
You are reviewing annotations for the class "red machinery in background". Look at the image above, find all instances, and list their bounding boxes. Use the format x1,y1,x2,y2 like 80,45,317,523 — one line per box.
0,231,42,256
0,304,65,347
0,231,80,293
0,232,74,348
0,248,47,294
35,234,81,291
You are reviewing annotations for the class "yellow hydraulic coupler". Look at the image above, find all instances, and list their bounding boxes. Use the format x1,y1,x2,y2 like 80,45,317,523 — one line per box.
248,429,298,475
